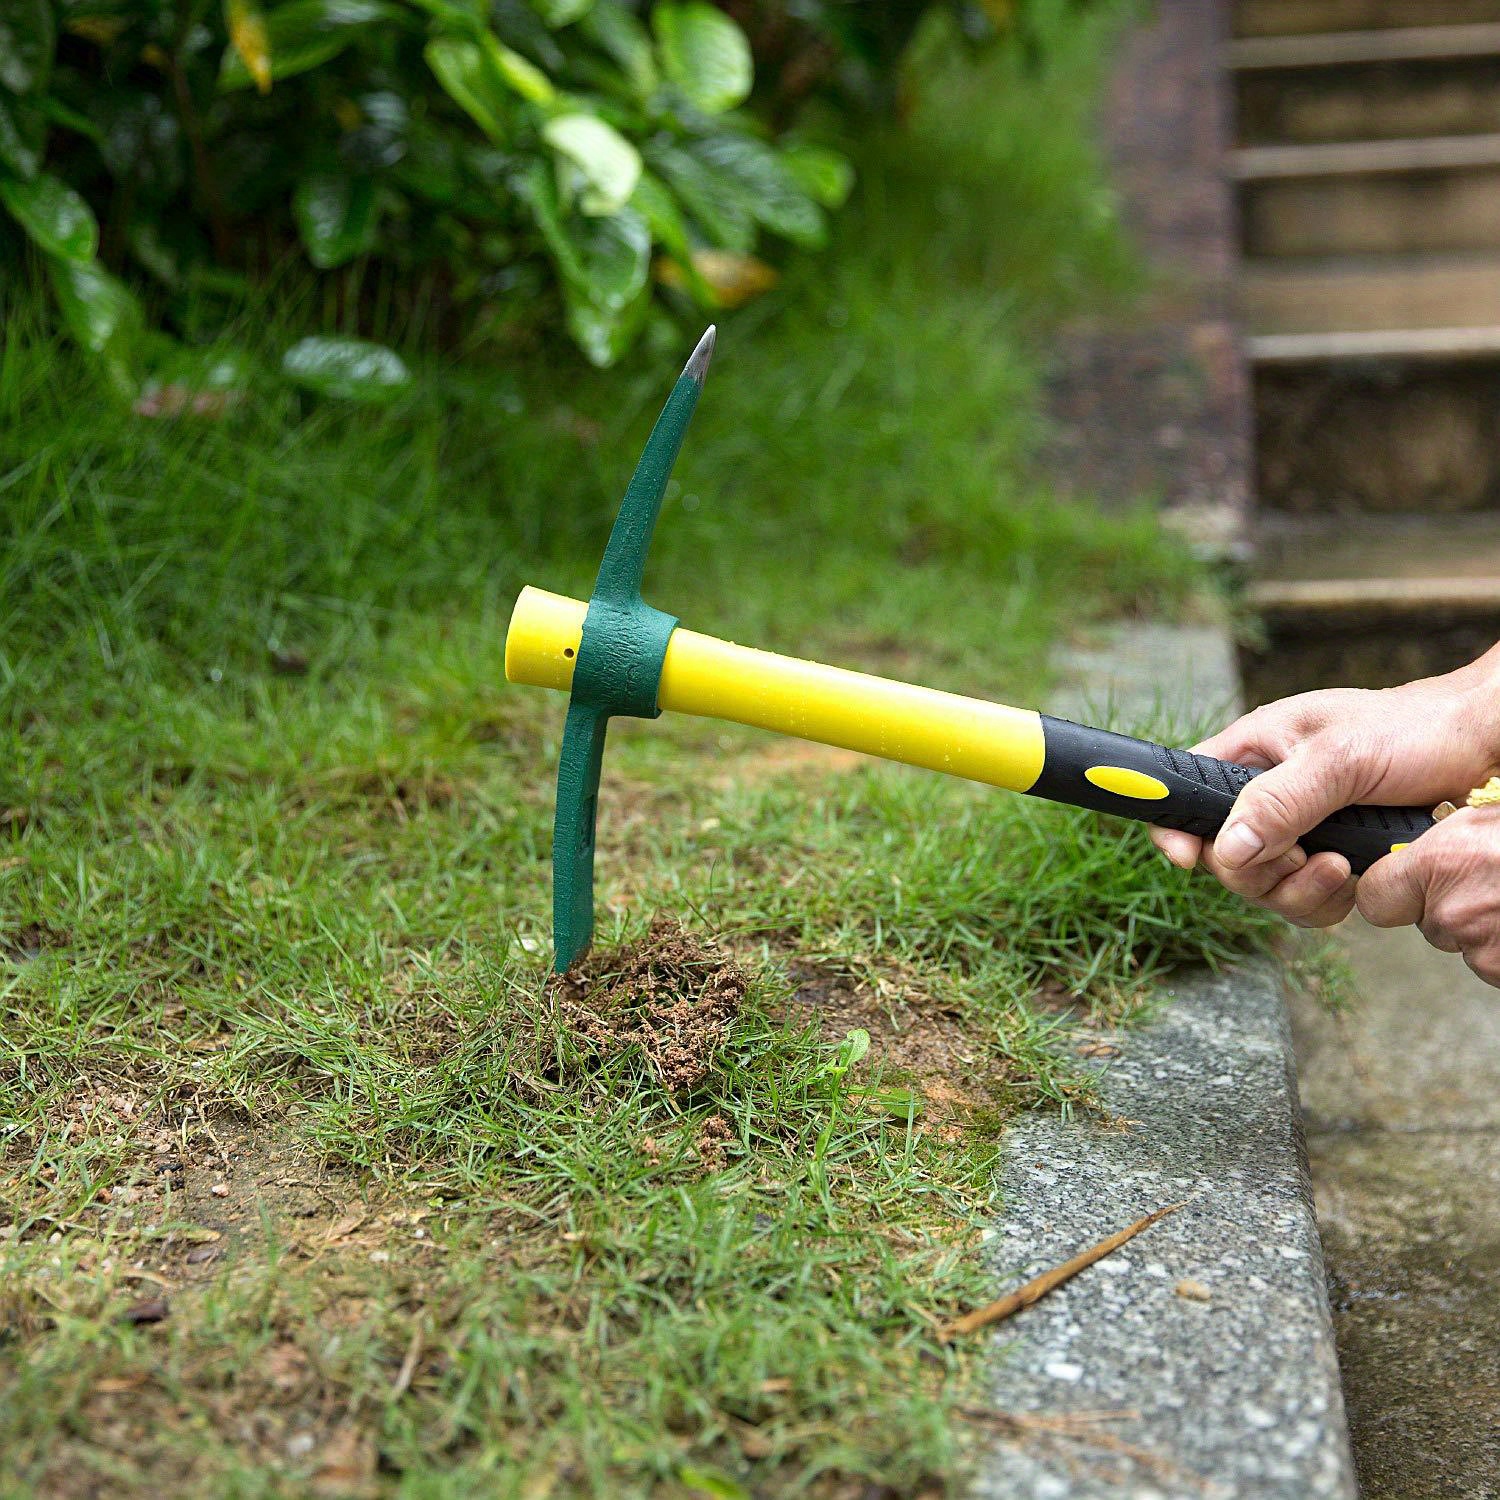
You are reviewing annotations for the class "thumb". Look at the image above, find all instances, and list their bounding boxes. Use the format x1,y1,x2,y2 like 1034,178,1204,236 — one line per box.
1212,747,1360,871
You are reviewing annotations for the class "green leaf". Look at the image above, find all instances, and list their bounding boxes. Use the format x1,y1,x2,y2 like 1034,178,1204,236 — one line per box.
0,0,54,95
293,174,376,268
0,173,98,262
579,1,656,95
483,30,555,105
840,1027,871,1068
282,336,411,402
521,166,649,311
691,134,825,248
219,0,407,90
543,113,640,214
47,257,143,397
648,143,754,253
629,171,690,259
424,36,511,142
780,144,854,210
564,277,648,367
654,2,752,115
0,93,42,180
855,1086,924,1121
676,1465,751,1500
533,0,593,24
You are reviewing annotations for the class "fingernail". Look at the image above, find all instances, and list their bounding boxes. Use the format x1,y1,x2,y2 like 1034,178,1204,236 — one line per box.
1217,821,1264,869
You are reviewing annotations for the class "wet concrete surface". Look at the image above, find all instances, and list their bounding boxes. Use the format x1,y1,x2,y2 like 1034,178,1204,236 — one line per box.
1290,917,1500,1496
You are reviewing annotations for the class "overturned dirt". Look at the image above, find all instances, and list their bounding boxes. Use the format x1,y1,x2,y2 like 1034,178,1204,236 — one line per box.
779,955,1013,1131
549,918,748,1091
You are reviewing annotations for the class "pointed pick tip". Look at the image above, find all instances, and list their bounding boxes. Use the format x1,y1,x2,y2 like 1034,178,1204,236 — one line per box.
683,325,717,386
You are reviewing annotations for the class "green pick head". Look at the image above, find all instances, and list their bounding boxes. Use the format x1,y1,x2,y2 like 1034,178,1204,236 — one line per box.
550,327,716,972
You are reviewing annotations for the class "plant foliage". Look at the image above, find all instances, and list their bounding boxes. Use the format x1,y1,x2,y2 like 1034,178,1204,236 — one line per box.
0,0,846,385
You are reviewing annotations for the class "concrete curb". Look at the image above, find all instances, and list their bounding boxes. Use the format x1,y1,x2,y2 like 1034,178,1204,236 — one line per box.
970,966,1357,1499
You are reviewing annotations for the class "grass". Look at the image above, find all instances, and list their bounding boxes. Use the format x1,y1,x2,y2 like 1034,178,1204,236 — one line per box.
2,10,1287,1497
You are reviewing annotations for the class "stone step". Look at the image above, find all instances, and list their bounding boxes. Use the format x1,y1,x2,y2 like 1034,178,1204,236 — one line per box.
1247,323,1500,514
1229,27,1500,145
1234,0,1500,37
1232,133,1500,257
1239,518,1500,697
1240,252,1500,333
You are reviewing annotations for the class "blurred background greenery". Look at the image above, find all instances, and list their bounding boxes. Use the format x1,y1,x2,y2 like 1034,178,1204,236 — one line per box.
1,0,1098,383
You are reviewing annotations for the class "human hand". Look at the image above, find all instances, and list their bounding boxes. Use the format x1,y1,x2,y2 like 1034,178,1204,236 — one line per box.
1149,649,1500,929
1356,805,1500,984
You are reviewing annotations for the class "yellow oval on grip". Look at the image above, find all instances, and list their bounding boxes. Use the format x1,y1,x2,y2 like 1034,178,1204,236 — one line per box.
1083,765,1170,801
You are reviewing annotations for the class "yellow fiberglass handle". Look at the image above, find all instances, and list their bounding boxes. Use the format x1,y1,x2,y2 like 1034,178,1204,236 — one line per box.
504,586,1048,793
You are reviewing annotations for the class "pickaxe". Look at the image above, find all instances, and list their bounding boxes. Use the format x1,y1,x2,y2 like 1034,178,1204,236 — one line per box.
505,329,1434,972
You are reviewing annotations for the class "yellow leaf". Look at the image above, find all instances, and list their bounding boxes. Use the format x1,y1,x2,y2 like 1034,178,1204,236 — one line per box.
225,0,272,94
692,249,779,308
66,16,128,46
658,250,778,309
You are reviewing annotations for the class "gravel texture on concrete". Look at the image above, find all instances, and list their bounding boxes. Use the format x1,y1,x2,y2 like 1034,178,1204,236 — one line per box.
971,966,1357,1500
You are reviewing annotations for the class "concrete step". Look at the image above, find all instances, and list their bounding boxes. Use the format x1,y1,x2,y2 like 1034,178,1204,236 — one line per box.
1239,517,1500,697
1234,0,1500,37
1247,322,1500,513
1232,134,1500,257
1239,252,1500,333
1229,27,1500,145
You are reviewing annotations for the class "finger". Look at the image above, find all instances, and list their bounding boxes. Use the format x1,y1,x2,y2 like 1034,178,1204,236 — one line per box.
1200,842,1308,900
1254,853,1356,927
1190,702,1303,769
1150,827,1201,870
1356,845,1430,929
1210,748,1361,873
1463,945,1500,989
1419,918,1462,954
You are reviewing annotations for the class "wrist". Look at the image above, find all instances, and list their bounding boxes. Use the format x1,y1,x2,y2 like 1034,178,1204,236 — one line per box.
1447,643,1500,783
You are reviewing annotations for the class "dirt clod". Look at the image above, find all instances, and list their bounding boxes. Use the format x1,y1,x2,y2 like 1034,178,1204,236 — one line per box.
550,920,746,1091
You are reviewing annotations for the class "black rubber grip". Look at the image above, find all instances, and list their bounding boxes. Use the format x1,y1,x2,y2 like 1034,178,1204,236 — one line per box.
1030,716,1435,875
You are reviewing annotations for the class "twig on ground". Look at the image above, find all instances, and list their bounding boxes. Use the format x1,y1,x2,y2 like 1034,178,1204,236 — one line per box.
391,1318,425,1398
941,1200,1185,1339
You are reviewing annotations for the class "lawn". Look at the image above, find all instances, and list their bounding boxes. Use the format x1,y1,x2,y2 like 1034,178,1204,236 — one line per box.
2,11,1285,1497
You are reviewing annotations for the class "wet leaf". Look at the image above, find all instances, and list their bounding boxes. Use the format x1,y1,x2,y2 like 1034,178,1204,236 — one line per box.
0,172,97,262
521,163,649,311
565,279,649,367
225,0,273,94
293,174,377,268
649,143,754,253
691,134,825,248
0,0,55,95
282,336,411,402
48,258,143,398
654,2,751,115
543,113,640,213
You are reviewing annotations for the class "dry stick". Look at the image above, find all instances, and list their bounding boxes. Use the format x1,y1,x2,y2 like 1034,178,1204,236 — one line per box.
942,1201,1185,1340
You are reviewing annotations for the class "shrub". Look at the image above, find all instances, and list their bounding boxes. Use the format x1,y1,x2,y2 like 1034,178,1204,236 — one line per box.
0,1,1090,388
